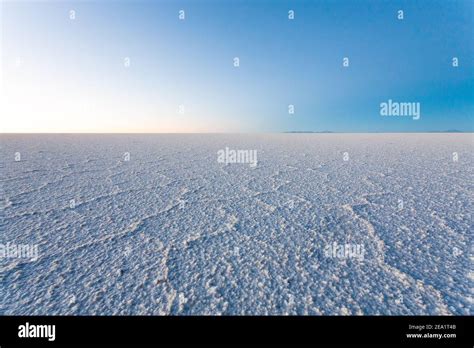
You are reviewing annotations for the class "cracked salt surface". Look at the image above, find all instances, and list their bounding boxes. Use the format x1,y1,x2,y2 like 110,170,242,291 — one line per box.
0,134,472,315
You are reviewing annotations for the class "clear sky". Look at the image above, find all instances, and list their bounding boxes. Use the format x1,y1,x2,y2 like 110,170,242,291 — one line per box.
1,0,473,133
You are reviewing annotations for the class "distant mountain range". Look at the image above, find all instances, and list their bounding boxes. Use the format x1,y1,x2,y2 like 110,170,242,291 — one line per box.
427,130,464,133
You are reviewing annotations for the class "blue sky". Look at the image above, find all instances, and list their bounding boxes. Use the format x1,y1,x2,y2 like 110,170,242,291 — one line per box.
1,0,473,132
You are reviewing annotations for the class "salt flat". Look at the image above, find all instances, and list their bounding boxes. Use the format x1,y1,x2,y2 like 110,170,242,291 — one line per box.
0,134,472,315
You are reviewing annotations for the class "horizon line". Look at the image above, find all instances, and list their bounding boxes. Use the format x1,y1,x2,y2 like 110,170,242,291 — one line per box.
1,131,472,135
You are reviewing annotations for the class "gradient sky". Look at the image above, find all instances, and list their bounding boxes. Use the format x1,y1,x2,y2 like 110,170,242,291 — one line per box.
1,0,473,132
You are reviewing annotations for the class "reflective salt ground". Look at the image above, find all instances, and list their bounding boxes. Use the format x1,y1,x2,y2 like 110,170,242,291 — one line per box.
1,134,472,315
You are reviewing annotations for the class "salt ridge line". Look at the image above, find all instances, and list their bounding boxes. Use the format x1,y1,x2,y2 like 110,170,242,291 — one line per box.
342,201,450,315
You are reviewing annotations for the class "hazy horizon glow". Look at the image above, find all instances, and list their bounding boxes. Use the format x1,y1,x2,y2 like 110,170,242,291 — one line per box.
1,0,473,133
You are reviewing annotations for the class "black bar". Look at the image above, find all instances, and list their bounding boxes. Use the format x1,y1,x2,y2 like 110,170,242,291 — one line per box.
0,316,472,346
